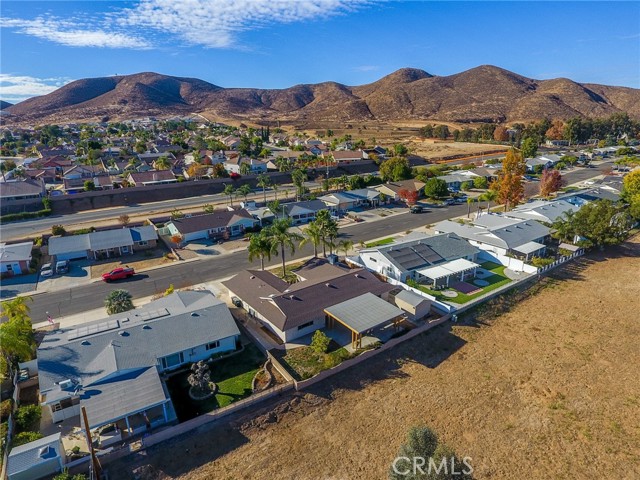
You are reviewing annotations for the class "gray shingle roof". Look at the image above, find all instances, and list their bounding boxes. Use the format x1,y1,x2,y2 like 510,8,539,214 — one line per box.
48,226,158,256
7,433,62,477
284,200,328,216
0,241,33,263
168,209,255,234
435,218,550,250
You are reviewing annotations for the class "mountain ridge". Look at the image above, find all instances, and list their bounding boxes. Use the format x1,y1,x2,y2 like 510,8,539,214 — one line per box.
4,66,639,125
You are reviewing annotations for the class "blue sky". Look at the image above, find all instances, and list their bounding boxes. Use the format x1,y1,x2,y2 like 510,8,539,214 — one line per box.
1,1,639,104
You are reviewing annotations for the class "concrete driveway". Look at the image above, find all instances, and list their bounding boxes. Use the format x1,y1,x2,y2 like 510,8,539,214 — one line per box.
0,273,39,299
36,260,92,293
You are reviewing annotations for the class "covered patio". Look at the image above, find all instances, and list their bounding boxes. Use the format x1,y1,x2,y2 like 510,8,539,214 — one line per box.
324,292,406,349
416,258,480,288
511,241,546,261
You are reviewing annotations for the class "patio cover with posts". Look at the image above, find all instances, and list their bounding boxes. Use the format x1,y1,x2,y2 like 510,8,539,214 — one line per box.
323,292,406,349
416,258,480,287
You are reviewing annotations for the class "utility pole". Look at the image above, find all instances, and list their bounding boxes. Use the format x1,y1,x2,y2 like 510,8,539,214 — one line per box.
81,406,102,480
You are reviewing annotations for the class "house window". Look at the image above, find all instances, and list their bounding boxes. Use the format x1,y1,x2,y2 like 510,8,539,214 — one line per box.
121,245,130,254
137,241,148,246
161,352,184,369
205,340,220,351
6,265,12,271
297,321,314,330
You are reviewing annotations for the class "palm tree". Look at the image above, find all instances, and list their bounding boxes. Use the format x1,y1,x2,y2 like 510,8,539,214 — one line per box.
300,221,323,257
236,183,252,203
291,168,307,201
224,184,235,206
272,183,279,201
466,197,475,218
479,189,498,213
104,289,134,315
154,156,171,170
266,218,303,277
315,210,338,257
256,173,270,204
239,162,252,176
337,239,354,259
247,230,276,270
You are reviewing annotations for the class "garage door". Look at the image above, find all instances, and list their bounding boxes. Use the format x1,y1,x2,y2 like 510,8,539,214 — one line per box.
55,251,88,261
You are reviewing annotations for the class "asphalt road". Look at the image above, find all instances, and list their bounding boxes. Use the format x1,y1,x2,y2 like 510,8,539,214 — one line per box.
0,162,612,242
27,203,470,322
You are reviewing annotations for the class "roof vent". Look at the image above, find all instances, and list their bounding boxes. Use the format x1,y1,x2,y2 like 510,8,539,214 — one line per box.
190,312,200,317
250,275,255,279
118,330,129,336
81,340,90,346
142,325,152,330
38,446,55,459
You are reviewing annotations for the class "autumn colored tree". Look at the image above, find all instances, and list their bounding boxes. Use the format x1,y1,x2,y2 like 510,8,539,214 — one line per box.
539,168,565,197
493,125,509,142
545,119,565,140
491,148,526,211
398,188,419,205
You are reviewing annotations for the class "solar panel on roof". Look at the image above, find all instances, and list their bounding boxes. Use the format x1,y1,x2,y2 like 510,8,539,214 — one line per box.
68,319,120,340
135,308,170,322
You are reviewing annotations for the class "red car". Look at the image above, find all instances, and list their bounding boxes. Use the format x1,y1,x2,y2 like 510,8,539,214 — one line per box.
229,172,241,179
102,267,135,282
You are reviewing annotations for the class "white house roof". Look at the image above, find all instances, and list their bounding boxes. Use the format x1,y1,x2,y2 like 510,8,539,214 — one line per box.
512,241,546,255
0,241,33,263
417,258,480,280
506,199,578,224
48,226,158,255
7,433,61,477
394,289,430,308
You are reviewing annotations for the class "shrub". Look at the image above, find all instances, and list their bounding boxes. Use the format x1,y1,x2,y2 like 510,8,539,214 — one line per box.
0,209,52,223
53,469,88,480
530,256,555,267
164,284,175,296
0,399,13,421
14,404,41,432
51,224,66,236
12,431,43,447
311,330,331,354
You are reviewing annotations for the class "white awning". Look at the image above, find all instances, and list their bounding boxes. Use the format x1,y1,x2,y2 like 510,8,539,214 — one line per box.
512,241,545,255
417,258,480,280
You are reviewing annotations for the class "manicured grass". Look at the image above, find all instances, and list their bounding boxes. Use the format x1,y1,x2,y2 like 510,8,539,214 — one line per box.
166,344,265,421
414,260,512,304
365,237,395,248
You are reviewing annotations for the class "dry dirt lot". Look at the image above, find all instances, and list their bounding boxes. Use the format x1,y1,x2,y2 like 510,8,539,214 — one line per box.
108,237,640,480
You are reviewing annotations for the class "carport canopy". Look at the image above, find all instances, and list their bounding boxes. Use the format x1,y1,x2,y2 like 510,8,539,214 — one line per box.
324,292,405,348
417,258,480,280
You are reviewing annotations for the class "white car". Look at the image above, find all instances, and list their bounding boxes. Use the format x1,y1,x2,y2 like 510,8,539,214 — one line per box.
40,263,54,277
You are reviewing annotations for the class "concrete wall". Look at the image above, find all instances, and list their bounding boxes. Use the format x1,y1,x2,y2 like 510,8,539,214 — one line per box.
478,250,539,274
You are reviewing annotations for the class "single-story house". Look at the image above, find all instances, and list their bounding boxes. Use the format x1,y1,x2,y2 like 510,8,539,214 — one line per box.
127,171,177,186
0,241,33,277
327,150,366,163
241,201,276,226
6,433,65,480
164,209,257,242
223,259,395,342
63,164,105,179
435,215,550,260
354,232,480,285
437,172,480,190
525,157,554,173
317,192,363,214
283,200,329,225
505,199,578,224
224,157,267,174
36,291,239,438
0,179,46,215
137,152,175,163
48,225,158,261
375,179,426,201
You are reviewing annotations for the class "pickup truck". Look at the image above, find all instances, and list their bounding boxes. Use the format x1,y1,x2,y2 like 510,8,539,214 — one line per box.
102,267,135,282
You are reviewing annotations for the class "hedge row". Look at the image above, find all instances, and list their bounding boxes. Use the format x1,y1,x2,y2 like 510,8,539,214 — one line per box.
0,209,52,223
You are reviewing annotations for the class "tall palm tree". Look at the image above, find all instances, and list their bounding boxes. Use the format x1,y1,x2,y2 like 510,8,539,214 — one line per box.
291,168,307,201
224,184,235,206
236,183,252,203
300,220,323,258
466,197,475,218
337,239,354,259
315,210,338,257
266,218,303,277
247,230,276,270
256,173,270,204
479,189,498,214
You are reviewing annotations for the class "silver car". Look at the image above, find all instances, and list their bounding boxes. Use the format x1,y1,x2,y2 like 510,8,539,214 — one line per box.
40,263,54,277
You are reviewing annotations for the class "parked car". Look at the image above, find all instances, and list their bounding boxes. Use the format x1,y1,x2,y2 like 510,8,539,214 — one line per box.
55,260,69,274
444,198,457,206
410,205,424,214
40,263,54,278
101,267,135,282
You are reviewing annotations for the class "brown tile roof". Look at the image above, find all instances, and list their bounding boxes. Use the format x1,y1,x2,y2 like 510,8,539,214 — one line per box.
223,262,394,331
168,209,255,234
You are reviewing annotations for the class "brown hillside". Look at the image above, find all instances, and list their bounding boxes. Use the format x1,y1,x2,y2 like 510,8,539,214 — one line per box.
4,66,639,125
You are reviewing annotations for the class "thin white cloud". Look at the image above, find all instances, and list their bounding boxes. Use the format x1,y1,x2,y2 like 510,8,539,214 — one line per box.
353,65,380,72
1,16,151,49
0,74,73,103
1,1,370,50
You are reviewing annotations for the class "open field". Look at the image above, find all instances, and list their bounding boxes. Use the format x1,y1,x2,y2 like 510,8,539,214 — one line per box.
109,236,640,480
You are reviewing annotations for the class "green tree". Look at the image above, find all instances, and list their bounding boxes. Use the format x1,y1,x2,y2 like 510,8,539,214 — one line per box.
311,330,331,354
473,176,488,189
14,404,41,432
337,239,354,258
104,289,134,315
239,162,252,175
12,431,44,447
0,297,34,379
291,168,308,201
315,210,339,256
247,230,276,270
300,220,324,258
520,137,538,158
154,156,171,170
380,157,412,182
83,180,96,191
256,173,271,204
423,178,449,199
224,184,235,206
265,218,303,276
478,189,498,211
236,183,253,203
51,224,66,236
393,144,409,157
622,169,640,200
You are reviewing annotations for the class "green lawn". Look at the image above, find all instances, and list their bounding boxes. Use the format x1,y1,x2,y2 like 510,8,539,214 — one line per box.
365,237,395,248
166,344,265,421
414,261,512,304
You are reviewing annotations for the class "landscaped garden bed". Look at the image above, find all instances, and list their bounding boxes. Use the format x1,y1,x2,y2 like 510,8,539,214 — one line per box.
166,344,265,421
